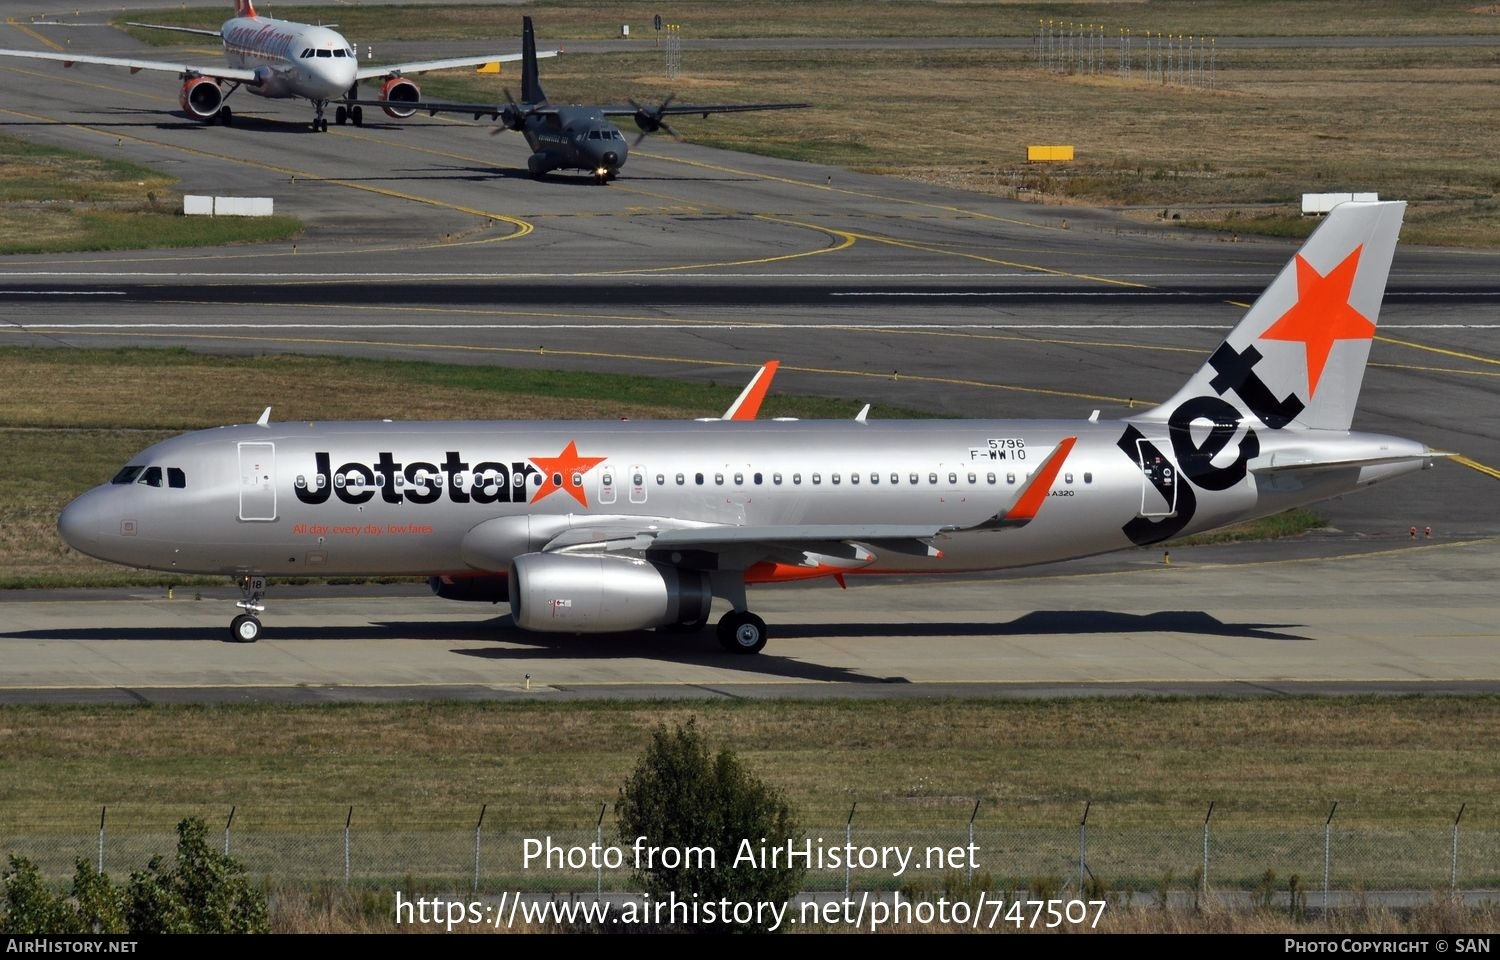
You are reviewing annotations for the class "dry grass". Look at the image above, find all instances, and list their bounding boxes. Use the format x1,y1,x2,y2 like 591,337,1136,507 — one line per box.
3,698,1497,832
121,2,1500,41
0,133,300,253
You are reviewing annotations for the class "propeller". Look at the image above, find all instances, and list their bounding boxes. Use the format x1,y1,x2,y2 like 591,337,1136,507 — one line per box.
490,88,527,135
629,94,682,147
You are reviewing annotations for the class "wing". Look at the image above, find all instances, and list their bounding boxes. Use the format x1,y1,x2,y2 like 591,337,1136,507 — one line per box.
354,49,556,81
598,102,810,118
459,437,1079,577
124,21,224,38
0,48,258,83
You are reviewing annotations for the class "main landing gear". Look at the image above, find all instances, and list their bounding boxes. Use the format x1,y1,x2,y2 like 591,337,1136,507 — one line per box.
334,104,363,126
716,610,767,655
230,575,267,642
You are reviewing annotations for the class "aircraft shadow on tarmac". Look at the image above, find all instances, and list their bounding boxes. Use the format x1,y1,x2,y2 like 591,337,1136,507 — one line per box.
772,610,1311,642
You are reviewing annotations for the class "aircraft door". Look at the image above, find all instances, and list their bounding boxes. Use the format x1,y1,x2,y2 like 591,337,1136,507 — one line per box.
1135,438,1177,518
629,465,647,504
598,465,616,505
238,442,277,521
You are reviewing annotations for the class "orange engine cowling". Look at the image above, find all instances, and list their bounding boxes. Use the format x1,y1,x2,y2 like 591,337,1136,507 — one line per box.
378,76,420,119
178,76,224,121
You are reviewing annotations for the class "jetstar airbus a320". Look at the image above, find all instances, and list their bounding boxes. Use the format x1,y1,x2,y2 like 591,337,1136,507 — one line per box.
0,0,554,131
58,201,1442,653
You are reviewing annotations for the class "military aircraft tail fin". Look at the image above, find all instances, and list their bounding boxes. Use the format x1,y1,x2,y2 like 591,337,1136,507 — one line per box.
1135,200,1405,432
521,15,545,104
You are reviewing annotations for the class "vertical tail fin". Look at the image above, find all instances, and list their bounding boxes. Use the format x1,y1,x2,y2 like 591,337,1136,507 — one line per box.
520,16,545,104
234,0,257,18
1136,200,1405,432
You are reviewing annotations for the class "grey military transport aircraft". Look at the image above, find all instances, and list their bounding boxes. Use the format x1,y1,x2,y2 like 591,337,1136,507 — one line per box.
354,16,809,183
59,201,1441,654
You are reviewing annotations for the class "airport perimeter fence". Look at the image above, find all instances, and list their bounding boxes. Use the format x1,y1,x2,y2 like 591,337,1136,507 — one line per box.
6,807,1498,902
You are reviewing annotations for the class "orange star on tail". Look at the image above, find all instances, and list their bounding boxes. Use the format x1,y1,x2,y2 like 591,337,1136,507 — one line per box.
528,440,607,507
1260,246,1375,398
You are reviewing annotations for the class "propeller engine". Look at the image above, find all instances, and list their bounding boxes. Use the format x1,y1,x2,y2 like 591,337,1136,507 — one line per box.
629,94,682,146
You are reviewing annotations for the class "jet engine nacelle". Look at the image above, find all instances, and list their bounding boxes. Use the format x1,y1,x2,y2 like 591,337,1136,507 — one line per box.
509,553,711,633
179,76,224,121
378,75,421,119
429,574,508,603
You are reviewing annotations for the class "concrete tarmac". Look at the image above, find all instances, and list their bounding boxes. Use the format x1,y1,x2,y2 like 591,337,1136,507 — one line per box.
1,536,1494,703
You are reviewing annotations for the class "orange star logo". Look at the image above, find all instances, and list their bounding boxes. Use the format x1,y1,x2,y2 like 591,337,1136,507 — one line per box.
1260,245,1375,398
528,440,607,508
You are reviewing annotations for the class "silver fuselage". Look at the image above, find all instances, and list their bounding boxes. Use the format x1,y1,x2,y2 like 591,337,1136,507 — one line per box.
59,417,1429,580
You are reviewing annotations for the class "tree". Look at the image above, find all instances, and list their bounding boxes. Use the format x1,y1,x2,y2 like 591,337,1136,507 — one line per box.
616,718,803,931
126,817,268,934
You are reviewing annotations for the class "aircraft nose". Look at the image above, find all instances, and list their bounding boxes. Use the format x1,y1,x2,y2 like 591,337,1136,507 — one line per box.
601,150,620,169
58,488,105,556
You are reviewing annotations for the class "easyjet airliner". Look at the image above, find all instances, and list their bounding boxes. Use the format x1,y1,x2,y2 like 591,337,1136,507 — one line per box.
0,0,553,130
57,202,1441,653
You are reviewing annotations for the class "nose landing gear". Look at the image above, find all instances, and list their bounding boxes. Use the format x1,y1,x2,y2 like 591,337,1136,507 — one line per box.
230,575,267,643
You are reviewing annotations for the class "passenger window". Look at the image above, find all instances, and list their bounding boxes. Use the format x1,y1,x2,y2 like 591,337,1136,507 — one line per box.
832,473,841,485
734,473,743,485
987,473,996,484
812,473,821,485
714,474,724,485
928,473,937,484
868,473,877,484
1007,473,1016,484
333,474,346,489
139,466,163,488
773,473,782,485
376,473,387,487
675,473,685,485
1084,472,1093,484
754,473,763,485
792,473,802,485
600,474,611,487
316,474,327,489
967,473,976,484
849,474,858,485
695,473,704,485
654,474,664,486
1065,473,1074,484
295,475,307,489
890,473,899,484
948,473,958,484
111,466,144,485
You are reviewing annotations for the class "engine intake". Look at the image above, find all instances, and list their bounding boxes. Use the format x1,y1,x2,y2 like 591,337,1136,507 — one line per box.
179,77,224,121
379,75,421,119
509,553,711,633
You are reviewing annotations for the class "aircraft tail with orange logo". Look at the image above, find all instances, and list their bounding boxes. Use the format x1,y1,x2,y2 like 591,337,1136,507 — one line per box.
1136,200,1405,433
234,0,257,18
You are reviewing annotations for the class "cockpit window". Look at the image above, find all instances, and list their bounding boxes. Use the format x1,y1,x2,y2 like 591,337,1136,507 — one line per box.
138,466,163,488
111,466,144,485
167,467,186,489
333,48,347,57
301,48,314,58
346,48,356,58
588,130,600,140
316,48,332,57
613,129,625,140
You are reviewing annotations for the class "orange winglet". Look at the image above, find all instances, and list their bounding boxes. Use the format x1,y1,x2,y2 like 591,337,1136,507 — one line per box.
1005,436,1077,522
723,360,780,421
